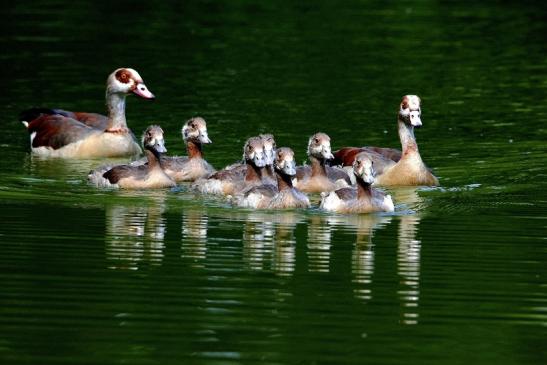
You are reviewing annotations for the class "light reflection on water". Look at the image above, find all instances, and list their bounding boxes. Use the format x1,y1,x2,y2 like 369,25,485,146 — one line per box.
307,215,333,273
398,215,421,325
100,187,427,325
105,192,168,270
2,0,546,362
99,185,432,325
328,214,393,302
243,211,300,276
181,209,209,267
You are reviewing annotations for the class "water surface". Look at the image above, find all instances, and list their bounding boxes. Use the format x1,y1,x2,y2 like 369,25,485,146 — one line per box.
1,1,546,364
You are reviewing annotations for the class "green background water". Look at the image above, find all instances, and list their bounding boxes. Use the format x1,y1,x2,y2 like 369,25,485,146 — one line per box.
1,1,546,364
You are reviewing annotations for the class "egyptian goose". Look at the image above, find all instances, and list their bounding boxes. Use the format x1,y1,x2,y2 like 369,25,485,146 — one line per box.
333,95,439,186
294,132,351,193
132,117,215,182
216,133,277,186
88,125,175,189
20,68,154,158
192,136,267,196
320,152,394,213
235,147,310,209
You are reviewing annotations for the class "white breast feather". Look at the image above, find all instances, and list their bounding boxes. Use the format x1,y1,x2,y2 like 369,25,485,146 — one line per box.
320,191,342,211
383,195,395,212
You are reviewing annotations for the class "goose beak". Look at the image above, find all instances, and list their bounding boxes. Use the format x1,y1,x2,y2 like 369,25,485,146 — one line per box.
199,131,212,144
253,150,266,167
322,147,334,160
409,111,422,127
362,169,375,184
354,160,375,184
359,164,375,184
133,83,155,99
282,159,296,176
154,139,167,153
265,148,276,165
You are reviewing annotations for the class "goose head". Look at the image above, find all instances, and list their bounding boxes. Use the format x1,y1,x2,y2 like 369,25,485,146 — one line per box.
243,136,266,168
353,153,375,184
274,147,297,176
182,117,211,144
307,132,334,160
142,125,167,153
260,133,276,165
107,68,155,99
399,95,422,127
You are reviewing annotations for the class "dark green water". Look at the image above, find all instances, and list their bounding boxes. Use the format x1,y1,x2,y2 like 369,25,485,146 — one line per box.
1,1,546,364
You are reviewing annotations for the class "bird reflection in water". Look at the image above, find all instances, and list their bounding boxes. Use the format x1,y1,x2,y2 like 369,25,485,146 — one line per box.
307,215,333,273
242,211,303,275
270,212,299,276
391,187,424,325
105,192,167,270
242,212,274,271
397,214,421,325
181,209,209,267
325,214,392,302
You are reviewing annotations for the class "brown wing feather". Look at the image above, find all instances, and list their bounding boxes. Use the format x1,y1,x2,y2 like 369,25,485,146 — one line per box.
103,165,148,184
333,146,402,166
295,166,310,180
335,187,357,200
363,146,402,162
27,115,95,149
73,112,109,130
332,147,362,166
326,166,351,184
245,184,277,198
209,164,246,181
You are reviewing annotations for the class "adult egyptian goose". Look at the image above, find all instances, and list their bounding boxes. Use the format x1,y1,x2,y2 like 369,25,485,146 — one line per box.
87,125,175,189
294,132,351,193
20,68,154,158
320,152,394,213
192,136,267,196
333,95,439,186
235,147,310,209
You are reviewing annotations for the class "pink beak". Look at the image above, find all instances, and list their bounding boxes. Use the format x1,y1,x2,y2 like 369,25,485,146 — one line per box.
133,83,155,99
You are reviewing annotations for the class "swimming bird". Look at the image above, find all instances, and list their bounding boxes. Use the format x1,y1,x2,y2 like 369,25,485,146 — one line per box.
320,152,394,213
88,125,175,189
192,136,267,195
20,68,154,158
131,117,215,182
234,147,310,209
333,95,439,186
294,132,351,193
215,133,277,186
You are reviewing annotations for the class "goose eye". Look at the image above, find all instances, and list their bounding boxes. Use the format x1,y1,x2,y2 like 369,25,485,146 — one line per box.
314,138,319,144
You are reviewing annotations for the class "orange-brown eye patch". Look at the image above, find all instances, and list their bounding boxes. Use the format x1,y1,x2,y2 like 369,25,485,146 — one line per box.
401,95,409,109
115,69,132,84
